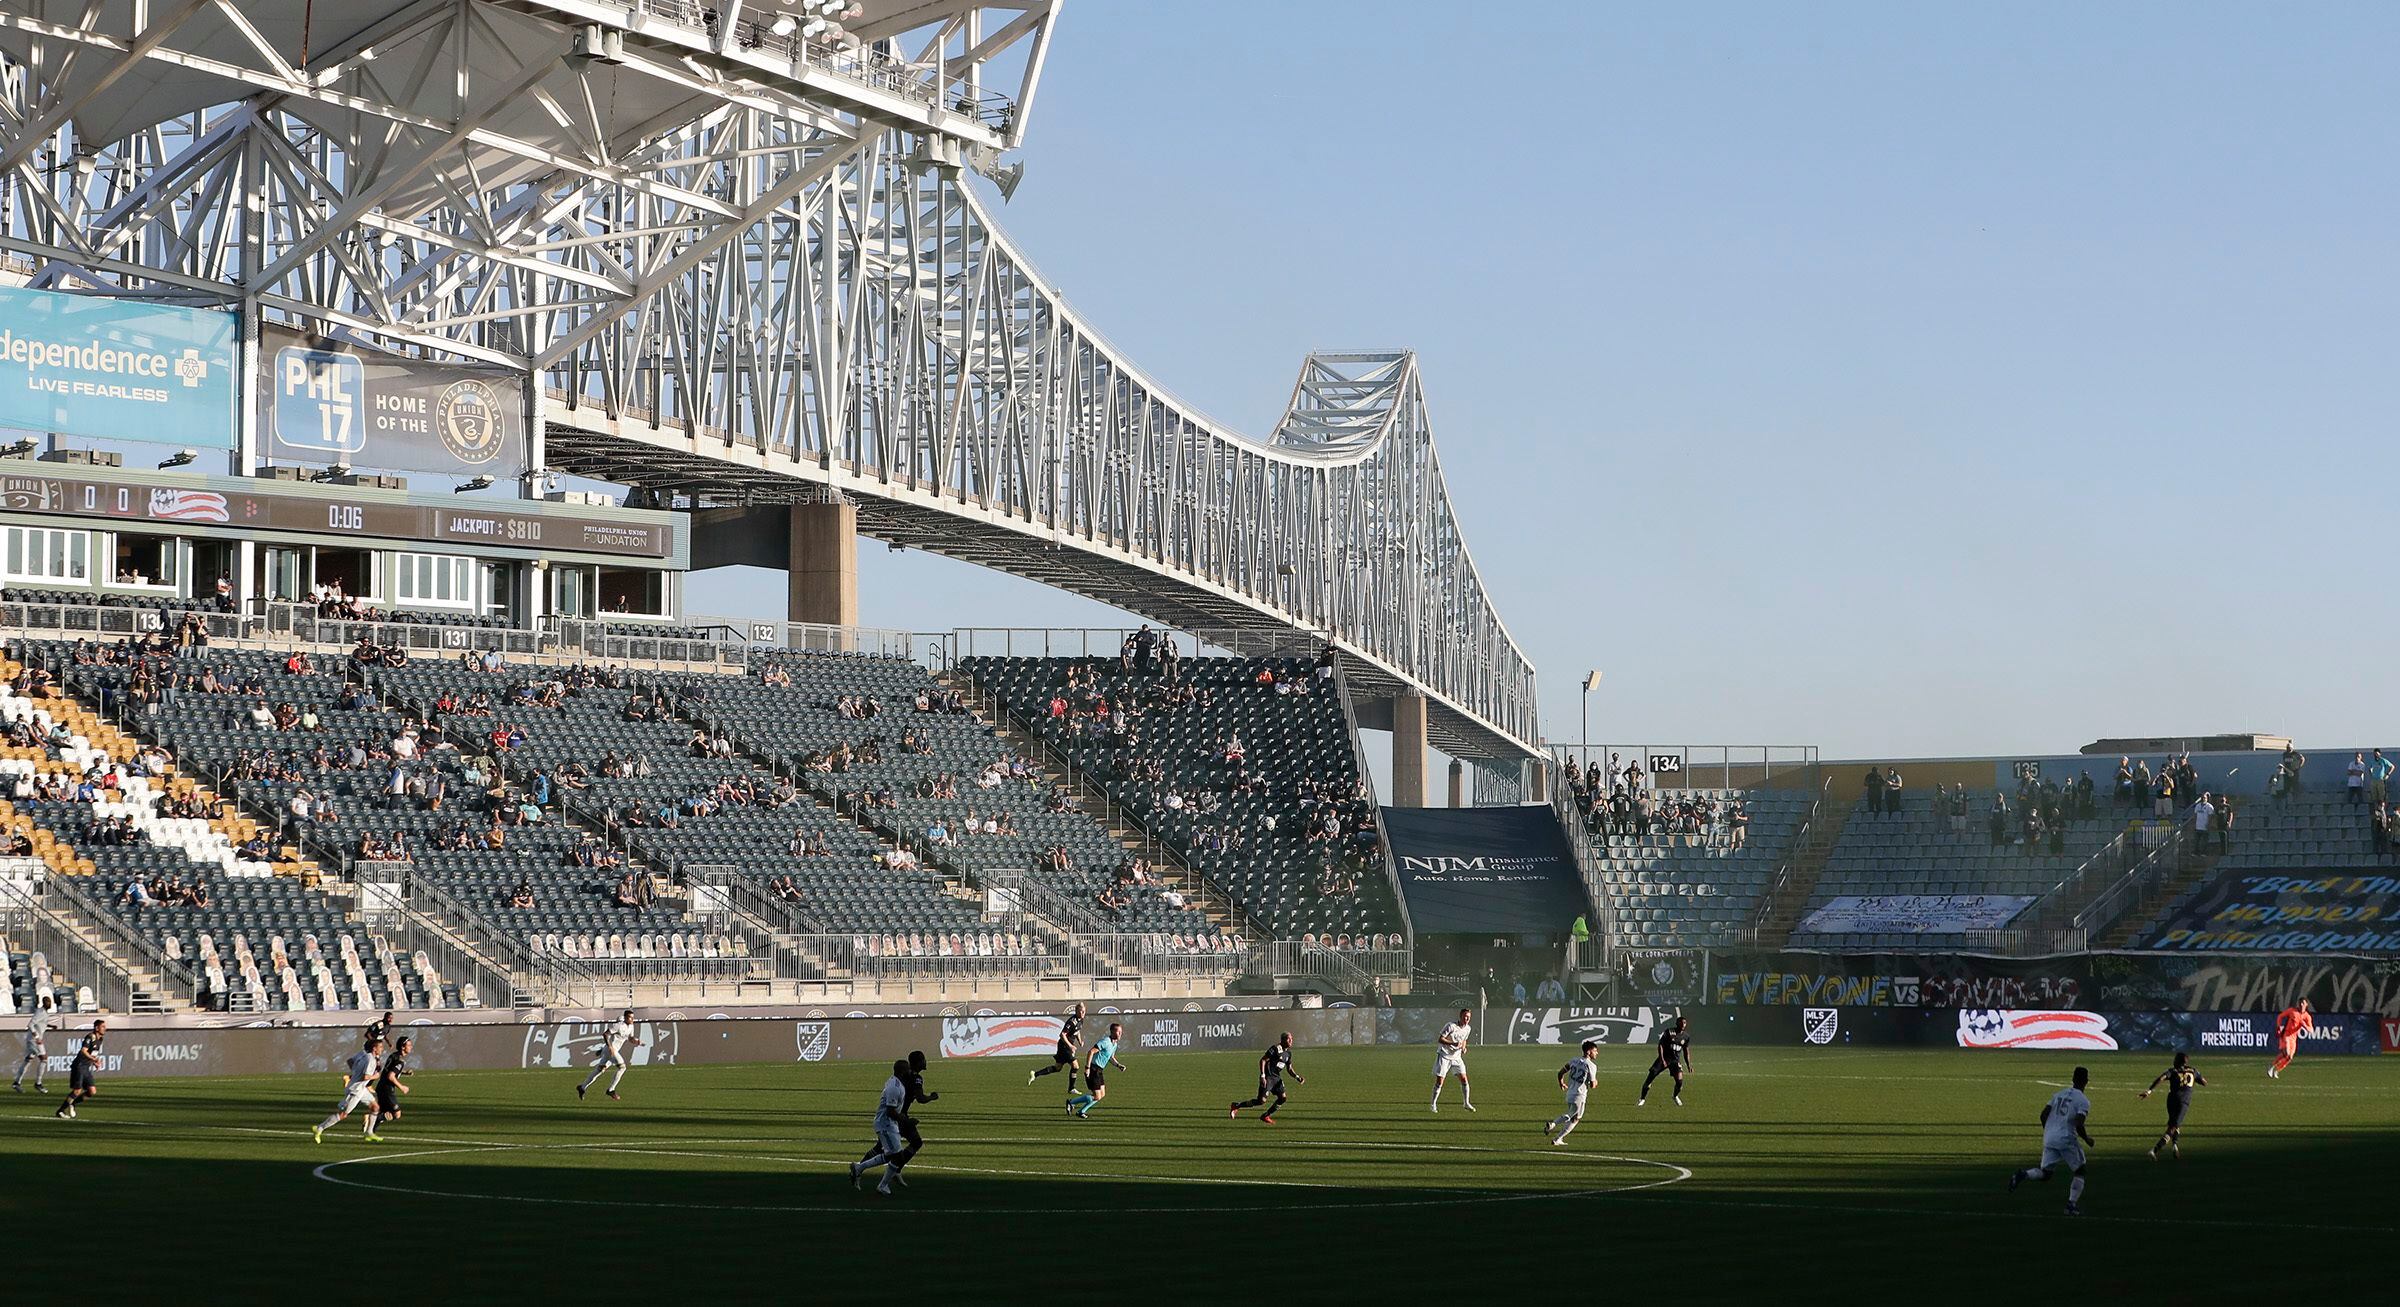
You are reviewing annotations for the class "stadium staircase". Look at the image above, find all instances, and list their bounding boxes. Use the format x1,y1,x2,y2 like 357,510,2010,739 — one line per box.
1750,778,1846,946
937,667,1259,943
2092,841,2222,950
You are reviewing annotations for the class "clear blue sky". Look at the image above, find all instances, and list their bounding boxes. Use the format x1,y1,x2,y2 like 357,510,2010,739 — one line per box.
690,1,2400,763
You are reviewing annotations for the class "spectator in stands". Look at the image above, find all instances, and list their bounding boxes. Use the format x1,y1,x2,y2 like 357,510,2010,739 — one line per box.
2190,791,2215,843
2373,750,2396,808
2375,802,2393,857
2349,753,2369,805
1863,765,1886,815
1987,795,2010,846
508,881,535,909
1884,767,1904,814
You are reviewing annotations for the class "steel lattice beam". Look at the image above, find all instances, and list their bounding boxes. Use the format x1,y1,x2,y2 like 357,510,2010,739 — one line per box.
0,0,1539,758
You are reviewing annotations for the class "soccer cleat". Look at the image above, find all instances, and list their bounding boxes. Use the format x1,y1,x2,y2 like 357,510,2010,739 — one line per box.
1673,1095,1683,1107
1028,1069,1040,1085
9,1082,18,1092
1430,1104,1438,1113
2147,1149,2157,1161
849,1161,866,1189
576,1084,587,1099
1553,1136,1569,1147
2064,1202,2080,1217
312,1126,324,1144
2007,1171,2021,1193
876,1177,895,1196
1259,1114,1276,1125
1635,1098,1646,1108
364,1133,385,1143
1228,1104,1240,1118
1464,1103,1477,1113
606,1090,619,1101
890,1169,907,1188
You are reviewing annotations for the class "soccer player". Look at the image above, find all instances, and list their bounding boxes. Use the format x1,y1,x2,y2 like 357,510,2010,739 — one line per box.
858,1050,938,1172
577,1009,641,1100
1430,1008,1475,1112
1546,1040,1600,1146
2269,999,2312,1079
363,1009,394,1048
1229,1032,1302,1124
367,1035,414,1139
1067,1023,1126,1118
53,1019,103,1120
2140,1051,2205,1159
1637,1016,1693,1107
2009,1065,2095,1215
1029,1002,1085,1092
849,1058,915,1195
313,1036,385,1143
11,992,52,1092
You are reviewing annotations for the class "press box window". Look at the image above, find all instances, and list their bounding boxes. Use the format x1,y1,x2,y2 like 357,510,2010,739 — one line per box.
109,533,180,588
3,527,92,584
395,552,475,609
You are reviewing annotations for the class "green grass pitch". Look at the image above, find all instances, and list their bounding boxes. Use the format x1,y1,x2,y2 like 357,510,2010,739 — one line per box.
2,1044,2389,1301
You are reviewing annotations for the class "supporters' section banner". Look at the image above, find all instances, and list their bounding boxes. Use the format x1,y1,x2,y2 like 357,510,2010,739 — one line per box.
1623,948,1703,1005
1699,1005,2384,1054
1796,894,2036,935
2383,1018,2400,1053
1381,804,1590,934
1711,952,2092,1009
2090,953,2400,1019
2136,871,2400,952
0,285,235,447
261,324,526,478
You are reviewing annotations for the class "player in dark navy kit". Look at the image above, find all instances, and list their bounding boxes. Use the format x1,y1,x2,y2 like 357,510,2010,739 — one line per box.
2140,1051,2206,1160
368,1035,414,1137
1637,1016,1692,1107
1229,1032,1303,1124
1029,1002,1086,1093
55,1020,104,1120
861,1049,938,1170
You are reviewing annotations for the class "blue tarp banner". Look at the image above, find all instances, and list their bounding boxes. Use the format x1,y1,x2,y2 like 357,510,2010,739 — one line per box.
1381,804,1590,935
0,285,235,447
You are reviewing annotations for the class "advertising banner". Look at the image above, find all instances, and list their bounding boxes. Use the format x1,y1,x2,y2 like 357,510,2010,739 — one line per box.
261,324,526,478
1622,948,1703,1005
2136,871,2400,952
2383,1018,2400,1053
1501,1006,1667,1047
1796,894,2036,935
1381,804,1590,934
1957,1009,2118,1050
0,285,235,447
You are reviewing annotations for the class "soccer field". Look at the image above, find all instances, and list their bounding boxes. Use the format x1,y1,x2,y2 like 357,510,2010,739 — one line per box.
2,1044,2389,1301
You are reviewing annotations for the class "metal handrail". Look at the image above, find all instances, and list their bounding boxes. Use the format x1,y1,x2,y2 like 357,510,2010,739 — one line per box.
1749,774,1834,943
1328,653,1414,950
0,875,147,1012
1549,777,1619,973
40,872,200,1000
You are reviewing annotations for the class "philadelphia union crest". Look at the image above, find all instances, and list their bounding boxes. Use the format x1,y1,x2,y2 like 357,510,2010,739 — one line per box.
434,377,510,466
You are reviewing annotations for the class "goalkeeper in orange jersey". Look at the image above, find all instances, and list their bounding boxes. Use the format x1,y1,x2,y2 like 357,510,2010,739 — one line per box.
2268,1000,2311,1079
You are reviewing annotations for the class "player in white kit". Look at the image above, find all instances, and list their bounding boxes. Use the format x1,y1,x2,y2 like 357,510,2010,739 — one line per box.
312,1036,387,1143
847,1058,915,1196
2008,1065,2095,1215
11,993,52,1092
1546,1040,1600,1146
1430,1008,1476,1112
577,1010,642,1101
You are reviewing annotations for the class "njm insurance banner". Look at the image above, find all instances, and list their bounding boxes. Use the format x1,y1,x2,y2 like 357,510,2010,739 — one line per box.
0,285,236,447
1382,804,1591,935
260,324,526,479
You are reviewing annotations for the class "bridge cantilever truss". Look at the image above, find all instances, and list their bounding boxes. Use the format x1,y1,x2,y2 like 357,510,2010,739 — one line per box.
0,0,1538,760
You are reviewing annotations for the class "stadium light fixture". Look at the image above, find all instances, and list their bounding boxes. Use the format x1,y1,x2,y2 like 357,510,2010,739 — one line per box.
455,476,495,493
1580,669,1602,769
770,14,797,36
156,448,198,469
1,438,36,457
